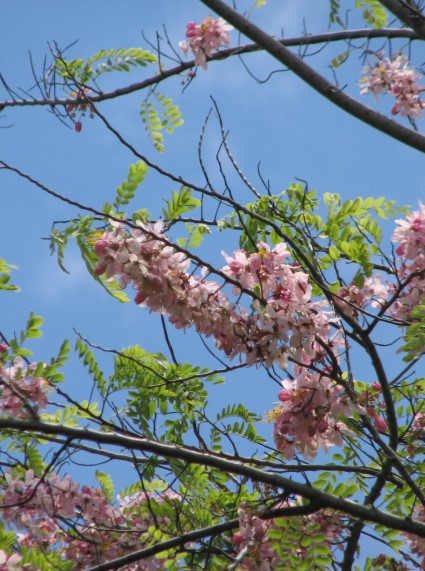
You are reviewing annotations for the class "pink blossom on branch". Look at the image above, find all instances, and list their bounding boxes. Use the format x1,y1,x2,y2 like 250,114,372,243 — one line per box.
232,502,344,570
272,370,360,460
389,202,425,322
93,223,344,370
359,51,425,120
336,275,389,319
92,223,364,459
179,16,233,69
0,357,49,419
0,551,23,571
1,469,180,570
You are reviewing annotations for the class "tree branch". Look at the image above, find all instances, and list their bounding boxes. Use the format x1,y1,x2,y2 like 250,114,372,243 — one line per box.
0,29,419,110
82,504,318,571
198,0,425,153
1,418,425,537
379,0,425,40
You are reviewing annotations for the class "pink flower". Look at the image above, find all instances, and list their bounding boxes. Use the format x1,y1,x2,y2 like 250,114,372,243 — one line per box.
94,224,342,371
0,550,22,571
273,372,357,460
374,416,388,432
359,51,425,120
179,16,233,70
388,202,425,327
0,358,49,419
1,471,180,570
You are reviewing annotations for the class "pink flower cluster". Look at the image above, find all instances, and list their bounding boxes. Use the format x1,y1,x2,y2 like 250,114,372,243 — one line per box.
232,502,343,570
390,201,425,321
403,505,425,569
0,469,179,570
359,51,425,119
337,275,388,319
272,369,360,460
179,16,233,69
0,357,49,419
94,222,342,370
0,550,22,571
406,412,425,455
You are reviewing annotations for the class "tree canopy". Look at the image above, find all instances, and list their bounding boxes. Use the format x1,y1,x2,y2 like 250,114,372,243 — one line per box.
1,1,425,570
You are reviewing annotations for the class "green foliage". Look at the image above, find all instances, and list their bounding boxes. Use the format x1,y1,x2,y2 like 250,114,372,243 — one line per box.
55,47,157,84
113,161,149,212
218,182,321,254
401,302,425,361
140,92,184,152
0,524,17,552
0,258,19,292
49,215,129,302
211,403,266,452
331,50,349,68
6,312,43,358
314,193,405,290
25,445,46,476
355,0,388,28
219,185,405,294
75,337,107,393
42,401,101,427
176,222,211,248
96,470,115,503
328,0,344,26
20,546,74,571
42,339,71,384
162,186,201,220
267,516,333,570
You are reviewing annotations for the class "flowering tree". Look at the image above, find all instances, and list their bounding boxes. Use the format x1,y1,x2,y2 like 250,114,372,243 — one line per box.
1,1,425,570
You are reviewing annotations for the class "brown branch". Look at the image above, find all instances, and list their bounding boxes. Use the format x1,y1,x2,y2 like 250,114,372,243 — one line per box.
379,0,425,40
1,418,425,537
198,0,425,153
0,29,419,110
82,503,318,571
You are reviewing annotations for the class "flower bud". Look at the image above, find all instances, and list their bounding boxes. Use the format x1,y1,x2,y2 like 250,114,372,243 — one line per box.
94,240,108,256
374,416,388,432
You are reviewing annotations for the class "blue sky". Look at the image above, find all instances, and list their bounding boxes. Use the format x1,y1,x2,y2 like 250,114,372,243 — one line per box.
1,0,425,522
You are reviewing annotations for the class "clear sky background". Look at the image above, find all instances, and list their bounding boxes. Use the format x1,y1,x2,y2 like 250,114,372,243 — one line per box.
1,0,424,504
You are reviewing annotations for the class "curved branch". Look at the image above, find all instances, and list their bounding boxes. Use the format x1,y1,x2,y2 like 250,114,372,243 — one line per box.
1,418,425,537
82,503,318,571
379,0,425,40
0,29,419,110
198,0,425,153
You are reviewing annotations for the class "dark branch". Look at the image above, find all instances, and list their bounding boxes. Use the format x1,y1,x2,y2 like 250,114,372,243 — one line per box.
198,0,425,153
1,418,425,537
0,29,419,110
379,0,425,40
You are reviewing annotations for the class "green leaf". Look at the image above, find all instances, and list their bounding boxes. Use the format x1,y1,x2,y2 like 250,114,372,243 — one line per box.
55,47,156,83
96,470,115,503
113,161,148,211
355,0,388,27
162,187,201,220
0,258,19,292
140,92,184,152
